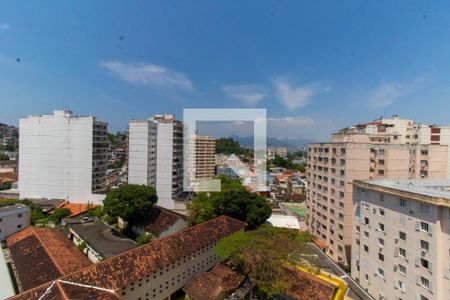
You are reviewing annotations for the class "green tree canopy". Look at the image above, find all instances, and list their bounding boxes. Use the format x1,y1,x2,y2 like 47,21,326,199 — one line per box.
215,138,245,155
136,233,155,246
103,184,157,225
215,225,315,298
188,176,271,229
50,208,71,222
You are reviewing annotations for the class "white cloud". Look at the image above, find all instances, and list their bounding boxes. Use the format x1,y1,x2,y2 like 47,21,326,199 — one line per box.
366,81,416,108
0,24,12,30
100,60,193,90
221,84,268,106
273,78,330,110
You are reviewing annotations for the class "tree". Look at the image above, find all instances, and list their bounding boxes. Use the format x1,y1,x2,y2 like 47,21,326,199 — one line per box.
215,225,315,298
0,153,9,161
188,176,271,229
136,233,155,246
215,138,245,155
103,184,157,225
50,208,71,222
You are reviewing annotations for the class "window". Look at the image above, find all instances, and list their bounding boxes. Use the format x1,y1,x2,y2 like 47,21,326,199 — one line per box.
17,224,22,229
420,221,429,233
379,208,385,216
378,223,385,232
399,199,407,207
420,258,430,270
398,264,406,275
397,280,405,292
378,253,384,262
363,231,369,239
420,276,430,289
378,238,384,247
378,169,384,175
399,231,406,241
379,194,384,202
18,214,22,218
399,247,406,258
364,217,369,225
364,245,369,253
420,240,429,252
420,296,429,300
377,268,384,278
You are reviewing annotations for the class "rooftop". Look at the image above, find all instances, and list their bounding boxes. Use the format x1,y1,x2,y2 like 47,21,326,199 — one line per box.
140,205,186,236
0,204,29,215
354,179,450,207
66,217,136,259
183,264,245,300
7,227,93,291
11,216,246,300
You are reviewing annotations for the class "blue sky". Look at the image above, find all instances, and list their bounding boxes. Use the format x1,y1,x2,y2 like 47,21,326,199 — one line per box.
2,1,450,140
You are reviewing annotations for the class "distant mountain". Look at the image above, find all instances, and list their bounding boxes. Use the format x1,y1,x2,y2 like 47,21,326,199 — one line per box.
230,135,315,150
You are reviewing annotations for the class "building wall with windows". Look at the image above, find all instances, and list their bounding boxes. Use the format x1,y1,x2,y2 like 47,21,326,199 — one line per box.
351,179,450,300
19,110,108,203
0,204,30,241
128,115,183,210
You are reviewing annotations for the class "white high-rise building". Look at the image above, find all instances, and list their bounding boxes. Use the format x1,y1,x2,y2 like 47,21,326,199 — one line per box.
128,115,184,209
19,110,108,203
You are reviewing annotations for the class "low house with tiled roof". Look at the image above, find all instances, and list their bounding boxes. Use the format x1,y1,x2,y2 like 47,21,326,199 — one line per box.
6,226,93,292
9,216,246,300
133,205,188,238
183,264,246,300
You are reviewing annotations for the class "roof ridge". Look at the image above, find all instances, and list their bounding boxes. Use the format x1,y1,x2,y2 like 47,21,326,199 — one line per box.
54,281,69,300
33,228,65,276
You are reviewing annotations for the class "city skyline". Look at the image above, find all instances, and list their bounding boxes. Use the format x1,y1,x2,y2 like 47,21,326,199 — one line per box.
3,1,450,140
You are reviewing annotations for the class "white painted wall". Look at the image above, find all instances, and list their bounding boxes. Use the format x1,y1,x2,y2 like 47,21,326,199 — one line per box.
19,110,105,203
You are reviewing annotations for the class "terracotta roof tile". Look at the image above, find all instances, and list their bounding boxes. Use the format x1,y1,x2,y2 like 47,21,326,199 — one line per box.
141,205,185,235
7,227,92,291
183,265,245,300
284,266,337,300
10,216,246,300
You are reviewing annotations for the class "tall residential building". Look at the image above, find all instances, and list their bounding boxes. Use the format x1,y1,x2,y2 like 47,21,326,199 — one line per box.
306,116,449,266
194,135,216,180
19,110,108,203
351,179,450,300
128,115,184,210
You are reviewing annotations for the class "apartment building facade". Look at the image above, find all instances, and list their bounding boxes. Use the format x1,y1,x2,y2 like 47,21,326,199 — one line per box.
18,110,108,203
188,135,216,180
306,116,449,266
351,179,450,300
128,115,184,210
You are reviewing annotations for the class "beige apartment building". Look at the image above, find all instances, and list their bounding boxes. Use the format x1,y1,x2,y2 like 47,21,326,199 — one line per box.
351,179,450,300
306,116,449,266
194,135,216,179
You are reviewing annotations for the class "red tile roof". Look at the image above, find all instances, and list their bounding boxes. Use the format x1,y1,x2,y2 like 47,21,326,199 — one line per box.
54,202,92,216
183,264,245,300
284,266,337,300
7,227,93,291
141,205,185,236
9,216,246,300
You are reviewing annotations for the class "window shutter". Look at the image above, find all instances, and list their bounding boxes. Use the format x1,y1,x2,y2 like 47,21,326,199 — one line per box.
415,257,420,267
428,224,433,236
415,221,420,231
428,281,433,293
394,281,399,289
415,275,420,285
428,261,432,273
